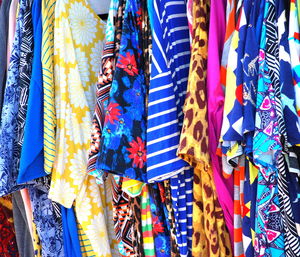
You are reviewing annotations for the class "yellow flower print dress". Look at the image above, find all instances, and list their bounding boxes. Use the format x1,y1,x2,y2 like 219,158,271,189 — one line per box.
49,0,118,256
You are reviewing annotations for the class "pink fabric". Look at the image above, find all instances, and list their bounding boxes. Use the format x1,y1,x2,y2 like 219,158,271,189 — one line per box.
7,0,18,66
206,0,234,247
20,189,33,240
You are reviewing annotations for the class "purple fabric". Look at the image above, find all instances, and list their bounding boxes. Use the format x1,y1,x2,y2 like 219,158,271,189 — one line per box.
206,0,234,246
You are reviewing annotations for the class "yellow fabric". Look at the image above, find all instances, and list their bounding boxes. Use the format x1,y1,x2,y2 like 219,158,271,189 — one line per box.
121,178,144,197
178,0,232,256
41,0,57,174
49,0,118,256
32,221,42,257
77,222,97,257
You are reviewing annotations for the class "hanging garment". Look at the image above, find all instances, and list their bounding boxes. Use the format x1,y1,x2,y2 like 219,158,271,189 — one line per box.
61,206,82,257
170,170,193,256
112,176,136,256
206,0,234,245
0,0,32,196
140,184,156,257
229,1,253,255
29,184,65,257
41,0,56,175
32,221,42,257
12,191,34,257
0,0,12,115
146,0,190,183
288,146,300,237
15,0,34,180
289,0,300,122
253,0,285,255
276,0,300,255
179,0,232,256
49,0,105,208
6,0,18,65
49,0,118,256
240,1,264,255
162,181,180,257
18,0,47,183
148,184,171,257
87,0,120,180
96,0,148,182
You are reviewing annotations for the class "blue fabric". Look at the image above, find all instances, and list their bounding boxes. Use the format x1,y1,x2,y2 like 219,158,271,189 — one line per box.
170,169,193,257
146,0,190,183
277,0,300,146
61,206,82,257
0,0,28,196
96,0,147,182
253,1,285,255
241,3,262,256
29,184,64,257
18,0,46,184
148,184,171,257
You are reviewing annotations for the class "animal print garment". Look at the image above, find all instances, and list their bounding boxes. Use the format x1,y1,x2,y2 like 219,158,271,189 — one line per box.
178,0,232,256
129,195,144,257
162,181,180,257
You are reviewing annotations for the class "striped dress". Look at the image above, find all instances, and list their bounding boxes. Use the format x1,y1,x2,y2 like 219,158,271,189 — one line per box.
147,0,193,256
146,0,191,183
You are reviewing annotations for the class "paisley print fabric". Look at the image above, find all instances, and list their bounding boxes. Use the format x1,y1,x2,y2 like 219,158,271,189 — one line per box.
0,195,19,257
96,0,148,182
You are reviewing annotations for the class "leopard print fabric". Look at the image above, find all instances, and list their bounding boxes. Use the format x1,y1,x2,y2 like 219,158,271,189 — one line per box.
178,0,232,256
129,196,144,257
162,181,180,257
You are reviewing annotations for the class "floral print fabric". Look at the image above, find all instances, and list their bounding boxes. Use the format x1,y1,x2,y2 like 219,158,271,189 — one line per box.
96,0,148,182
49,0,119,256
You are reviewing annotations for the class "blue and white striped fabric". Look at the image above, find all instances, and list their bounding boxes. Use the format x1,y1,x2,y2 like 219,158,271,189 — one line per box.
170,169,193,256
146,0,191,183
147,0,193,256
